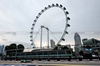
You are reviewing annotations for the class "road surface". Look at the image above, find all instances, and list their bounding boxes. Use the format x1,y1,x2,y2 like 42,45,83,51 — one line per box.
0,60,100,66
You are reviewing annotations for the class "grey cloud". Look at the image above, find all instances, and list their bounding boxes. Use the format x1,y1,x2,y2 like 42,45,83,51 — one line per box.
0,0,100,46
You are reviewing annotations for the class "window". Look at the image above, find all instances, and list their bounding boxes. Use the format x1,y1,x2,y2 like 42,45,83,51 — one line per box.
44,51,48,55
37,51,43,55
31,52,36,55
26,52,30,55
58,50,65,54
21,52,25,55
51,51,57,55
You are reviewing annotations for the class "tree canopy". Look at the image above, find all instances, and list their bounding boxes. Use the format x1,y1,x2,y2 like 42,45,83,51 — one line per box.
18,44,24,52
53,44,69,50
79,50,84,56
5,43,25,55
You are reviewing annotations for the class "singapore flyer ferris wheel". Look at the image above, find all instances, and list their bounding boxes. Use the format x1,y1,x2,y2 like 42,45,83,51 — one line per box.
30,3,70,48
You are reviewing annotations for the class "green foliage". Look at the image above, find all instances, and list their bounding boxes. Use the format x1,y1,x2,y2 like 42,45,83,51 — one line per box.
53,44,62,50
57,44,61,46
94,52,98,55
72,52,75,56
79,50,84,56
5,43,25,55
62,46,69,50
9,43,17,53
53,46,58,50
53,44,72,51
5,46,10,55
0,53,2,56
18,44,24,52
10,43,16,49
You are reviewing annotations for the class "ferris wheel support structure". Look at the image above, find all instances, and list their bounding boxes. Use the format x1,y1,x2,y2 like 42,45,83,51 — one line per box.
40,26,49,48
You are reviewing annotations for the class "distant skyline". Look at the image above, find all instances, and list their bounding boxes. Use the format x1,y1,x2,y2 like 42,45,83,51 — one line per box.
0,0,100,48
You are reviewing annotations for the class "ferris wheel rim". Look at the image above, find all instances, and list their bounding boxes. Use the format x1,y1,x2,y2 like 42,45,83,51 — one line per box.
30,3,70,48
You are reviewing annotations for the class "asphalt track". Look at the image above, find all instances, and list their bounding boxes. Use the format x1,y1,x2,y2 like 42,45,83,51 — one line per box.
0,60,100,66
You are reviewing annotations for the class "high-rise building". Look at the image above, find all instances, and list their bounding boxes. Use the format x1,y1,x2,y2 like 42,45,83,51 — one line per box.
50,39,55,48
74,33,82,46
74,33,82,56
0,45,6,55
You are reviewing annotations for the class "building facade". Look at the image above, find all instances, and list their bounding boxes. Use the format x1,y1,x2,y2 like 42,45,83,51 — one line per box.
74,33,82,56
50,39,55,48
83,38,100,45
0,45,6,55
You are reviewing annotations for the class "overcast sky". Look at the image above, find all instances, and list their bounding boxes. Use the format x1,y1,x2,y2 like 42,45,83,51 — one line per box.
0,0,100,48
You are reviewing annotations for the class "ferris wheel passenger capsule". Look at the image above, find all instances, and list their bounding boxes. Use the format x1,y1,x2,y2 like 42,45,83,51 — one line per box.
60,4,63,7
36,16,38,18
67,17,70,20
52,4,55,6
30,40,32,41
39,13,41,15
48,5,51,8
45,7,47,9
66,11,69,14
30,32,33,34
32,24,35,26
41,10,44,12
34,20,37,22
62,38,65,41
31,43,33,45
31,28,33,30
65,31,68,34
67,24,70,27
30,36,32,37
63,7,66,10
56,3,59,6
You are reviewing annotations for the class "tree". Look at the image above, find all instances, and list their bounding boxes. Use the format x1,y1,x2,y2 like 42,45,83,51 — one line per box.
5,45,10,55
53,46,58,50
79,50,84,56
53,44,70,50
62,46,69,50
53,44,62,50
5,43,17,55
57,44,61,46
10,43,16,49
9,43,17,56
5,43,25,55
18,44,24,52
72,51,75,56
0,53,2,57
10,43,17,53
